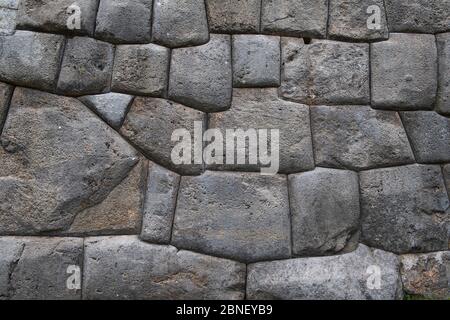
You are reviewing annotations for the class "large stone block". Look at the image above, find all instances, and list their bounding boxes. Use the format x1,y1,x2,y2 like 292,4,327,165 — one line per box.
311,105,414,171
0,7,16,35
206,0,260,33
0,82,13,131
360,164,449,254
289,168,360,257
172,171,291,263
261,0,328,38
247,244,403,300
281,38,370,105
371,33,438,110
437,33,450,116
83,236,246,300
169,34,232,112
0,31,64,91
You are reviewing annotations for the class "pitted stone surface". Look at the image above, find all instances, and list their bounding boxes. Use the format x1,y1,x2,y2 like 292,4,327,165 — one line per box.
169,34,232,112
360,164,449,254
0,0,19,9
311,105,415,171
0,31,64,91
172,171,291,263
261,0,328,38
83,236,246,300
371,33,438,110
444,164,450,199
206,0,260,34
437,33,450,116
0,7,16,35
208,88,314,173
247,244,403,300
289,168,360,257
0,82,13,131
281,38,370,105
152,0,209,48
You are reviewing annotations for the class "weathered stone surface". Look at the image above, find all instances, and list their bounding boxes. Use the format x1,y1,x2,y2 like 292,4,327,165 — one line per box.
112,44,169,97
0,88,139,235
400,111,450,163
437,33,450,116
17,0,98,36
0,237,83,300
208,88,314,173
95,0,152,44
261,0,328,38
140,162,180,244
401,252,449,300
281,38,370,105
120,97,205,175
206,0,260,33
371,33,437,110
289,168,360,257
0,7,16,35
83,236,246,300
247,244,403,300
0,0,19,9
232,35,280,87
169,34,232,112
311,105,415,171
0,82,13,131
79,93,134,130
152,0,209,48
444,164,450,199
328,0,389,42
57,37,114,96
360,164,449,254
385,0,450,34
172,171,291,263
0,31,64,91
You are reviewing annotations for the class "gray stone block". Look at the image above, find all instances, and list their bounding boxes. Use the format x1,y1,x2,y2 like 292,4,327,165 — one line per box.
437,33,450,116
83,236,246,300
371,33,438,110
206,0,261,33
311,105,415,171
57,37,114,96
152,0,209,48
0,82,13,132
261,0,328,38
0,0,19,9
0,237,23,298
112,44,169,97
289,168,360,257
95,0,152,44
281,38,370,105
0,31,65,92
140,162,180,244
360,164,449,254
400,111,450,163
444,164,450,199
232,35,280,87
0,7,16,35
247,244,403,300
169,34,232,112
172,171,291,263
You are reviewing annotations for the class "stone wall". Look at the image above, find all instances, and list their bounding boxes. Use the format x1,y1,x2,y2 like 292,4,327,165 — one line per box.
0,0,449,300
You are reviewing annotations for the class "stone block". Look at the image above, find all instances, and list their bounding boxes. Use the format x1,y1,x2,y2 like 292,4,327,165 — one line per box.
206,0,260,33
437,33,450,116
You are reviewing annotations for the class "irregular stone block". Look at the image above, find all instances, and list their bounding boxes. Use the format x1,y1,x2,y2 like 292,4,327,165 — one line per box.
57,37,114,96
0,0,19,9
0,7,16,35
247,244,403,300
79,93,134,130
206,0,260,33
0,237,23,298
385,0,450,34
172,171,291,263
360,164,449,254
261,0,328,38
95,0,152,44
400,111,450,163
208,88,314,173
401,252,449,300
83,236,246,300
289,168,360,257
328,0,389,42
112,44,169,97
437,33,450,116
281,38,370,105
232,35,280,87
169,34,232,112
0,31,64,91
140,162,180,244
120,97,205,175
311,105,414,171
17,0,98,36
152,0,209,48
0,82,13,131
371,33,437,110
0,88,139,235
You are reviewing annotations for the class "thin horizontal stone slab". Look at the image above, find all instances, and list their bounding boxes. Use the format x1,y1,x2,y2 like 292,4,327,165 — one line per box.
206,0,260,33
